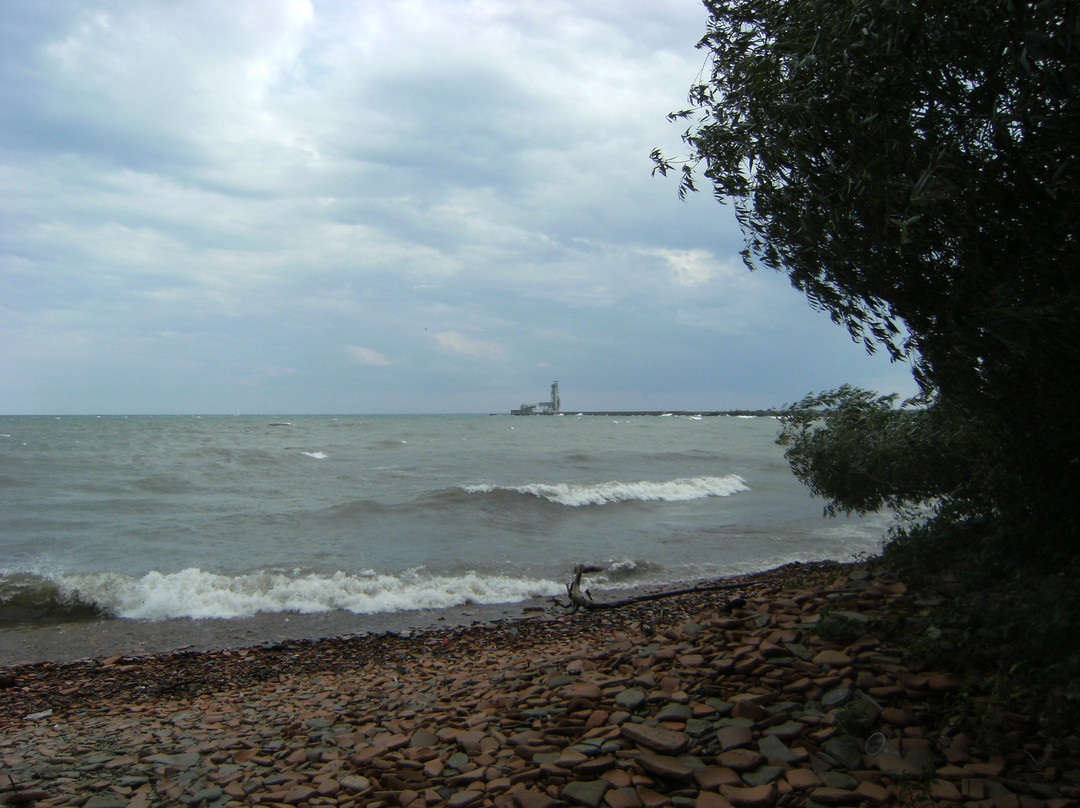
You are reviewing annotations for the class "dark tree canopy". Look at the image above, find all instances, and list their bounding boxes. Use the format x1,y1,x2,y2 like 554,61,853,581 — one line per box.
656,0,1080,551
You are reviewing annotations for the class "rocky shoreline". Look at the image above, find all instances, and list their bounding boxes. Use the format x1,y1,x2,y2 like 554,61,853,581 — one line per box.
1,561,1077,808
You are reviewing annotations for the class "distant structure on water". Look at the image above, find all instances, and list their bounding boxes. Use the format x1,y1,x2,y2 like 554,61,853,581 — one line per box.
508,382,781,417
512,382,561,415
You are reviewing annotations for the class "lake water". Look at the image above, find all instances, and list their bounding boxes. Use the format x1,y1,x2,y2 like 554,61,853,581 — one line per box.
0,414,888,637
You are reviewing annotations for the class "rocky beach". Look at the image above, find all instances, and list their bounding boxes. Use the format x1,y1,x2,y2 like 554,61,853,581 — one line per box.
1,562,1077,808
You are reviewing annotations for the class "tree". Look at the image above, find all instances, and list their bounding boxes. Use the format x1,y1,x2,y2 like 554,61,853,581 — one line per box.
655,0,1080,553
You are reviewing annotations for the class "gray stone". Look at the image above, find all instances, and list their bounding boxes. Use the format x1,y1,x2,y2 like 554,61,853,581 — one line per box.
676,754,707,772
182,786,223,805
764,720,804,740
656,703,693,722
446,752,470,770
764,701,801,716
614,687,647,711
758,735,800,764
743,765,786,786
148,752,200,770
620,723,688,755
685,718,713,738
83,798,128,808
638,753,694,781
716,716,754,728
821,687,852,709
784,643,812,661
562,779,609,807
706,698,734,716
833,609,872,624
819,770,858,789
821,736,864,770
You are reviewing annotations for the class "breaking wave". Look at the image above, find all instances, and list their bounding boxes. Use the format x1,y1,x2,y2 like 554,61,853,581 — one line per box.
0,567,563,624
461,474,749,507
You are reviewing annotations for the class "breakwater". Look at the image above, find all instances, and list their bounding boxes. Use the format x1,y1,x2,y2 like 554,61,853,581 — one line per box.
508,410,779,417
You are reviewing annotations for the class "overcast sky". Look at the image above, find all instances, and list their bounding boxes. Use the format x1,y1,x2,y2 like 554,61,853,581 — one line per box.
1,0,917,415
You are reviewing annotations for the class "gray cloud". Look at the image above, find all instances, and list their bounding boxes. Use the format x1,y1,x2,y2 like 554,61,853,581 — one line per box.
0,0,916,414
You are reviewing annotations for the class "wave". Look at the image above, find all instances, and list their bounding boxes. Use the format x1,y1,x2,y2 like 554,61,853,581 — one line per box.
301,451,328,459
461,474,749,507
0,567,563,624
0,570,107,626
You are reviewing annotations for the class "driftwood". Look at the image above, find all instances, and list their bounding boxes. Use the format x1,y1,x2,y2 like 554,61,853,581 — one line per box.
552,564,747,612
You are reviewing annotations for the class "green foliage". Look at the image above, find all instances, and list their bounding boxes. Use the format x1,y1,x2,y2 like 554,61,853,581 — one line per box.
776,386,972,517
833,701,874,737
880,526,1080,734
657,2,1080,732
656,0,1080,551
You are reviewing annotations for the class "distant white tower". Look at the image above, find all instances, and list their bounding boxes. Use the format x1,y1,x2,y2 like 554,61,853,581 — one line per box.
549,381,560,413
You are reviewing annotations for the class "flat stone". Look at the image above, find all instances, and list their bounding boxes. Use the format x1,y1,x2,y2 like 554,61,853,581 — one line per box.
514,787,557,808
148,752,200,770
283,785,318,805
742,764,785,786
620,723,688,755
410,728,439,748
928,673,964,692
638,753,694,781
718,725,754,750
784,643,812,661
84,798,128,808
720,783,776,808
819,771,858,789
656,703,693,722
821,736,864,769
812,650,852,668
685,718,714,738
339,775,371,793
785,767,822,790
562,780,609,807
716,748,766,772
758,735,800,764
763,720,803,740
874,753,922,777
821,687,851,709
808,786,863,805
184,787,222,805
730,699,765,721
880,707,912,726
855,781,890,805
694,766,742,789
447,790,485,808
603,788,641,808
694,792,735,808
615,687,647,710
563,681,603,701
456,730,487,754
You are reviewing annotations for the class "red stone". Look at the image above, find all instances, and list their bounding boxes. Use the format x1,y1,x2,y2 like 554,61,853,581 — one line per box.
720,783,776,808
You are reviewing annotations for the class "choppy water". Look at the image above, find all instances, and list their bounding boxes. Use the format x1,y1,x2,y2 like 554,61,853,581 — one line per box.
0,414,889,629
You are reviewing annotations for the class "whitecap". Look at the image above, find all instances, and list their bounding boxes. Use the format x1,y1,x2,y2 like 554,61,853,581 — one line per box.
52,568,564,621
463,475,749,507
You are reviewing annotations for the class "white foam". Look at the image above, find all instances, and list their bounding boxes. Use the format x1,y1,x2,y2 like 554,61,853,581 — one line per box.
464,475,749,507
301,451,328,459
53,568,564,621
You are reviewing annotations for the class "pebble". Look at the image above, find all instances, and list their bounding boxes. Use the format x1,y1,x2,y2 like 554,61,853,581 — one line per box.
0,562,1073,808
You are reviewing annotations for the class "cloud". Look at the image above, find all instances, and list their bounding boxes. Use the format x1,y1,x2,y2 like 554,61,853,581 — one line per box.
434,331,508,362
660,248,727,287
345,345,393,367
0,0,920,414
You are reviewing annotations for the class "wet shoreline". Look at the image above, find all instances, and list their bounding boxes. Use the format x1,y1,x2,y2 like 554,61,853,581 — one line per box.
0,594,556,667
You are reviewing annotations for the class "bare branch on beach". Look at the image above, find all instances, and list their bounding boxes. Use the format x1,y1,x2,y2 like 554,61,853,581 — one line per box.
550,564,747,612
